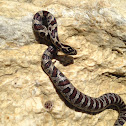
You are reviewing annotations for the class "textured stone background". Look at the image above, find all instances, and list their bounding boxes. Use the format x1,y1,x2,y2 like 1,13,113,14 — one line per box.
0,0,126,126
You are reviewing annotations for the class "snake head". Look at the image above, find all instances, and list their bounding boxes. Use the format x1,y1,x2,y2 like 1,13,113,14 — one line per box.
61,45,77,55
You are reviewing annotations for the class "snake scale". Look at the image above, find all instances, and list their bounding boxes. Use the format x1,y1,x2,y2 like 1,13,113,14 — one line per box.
32,10,126,126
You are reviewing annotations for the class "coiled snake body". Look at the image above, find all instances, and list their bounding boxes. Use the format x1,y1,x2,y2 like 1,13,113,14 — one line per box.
32,10,126,126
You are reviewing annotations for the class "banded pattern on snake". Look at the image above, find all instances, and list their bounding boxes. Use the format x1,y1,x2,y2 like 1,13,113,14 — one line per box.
32,10,126,126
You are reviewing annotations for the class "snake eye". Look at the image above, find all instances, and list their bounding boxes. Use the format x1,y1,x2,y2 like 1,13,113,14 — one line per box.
68,47,77,55
68,47,73,52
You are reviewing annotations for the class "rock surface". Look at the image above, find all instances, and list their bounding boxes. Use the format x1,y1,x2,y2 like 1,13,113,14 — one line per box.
0,0,126,126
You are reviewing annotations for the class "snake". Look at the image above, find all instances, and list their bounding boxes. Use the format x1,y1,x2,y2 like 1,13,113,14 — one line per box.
32,10,126,126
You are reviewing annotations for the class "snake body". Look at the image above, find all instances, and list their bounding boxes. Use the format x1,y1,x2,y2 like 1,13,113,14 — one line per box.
32,11,77,55
32,10,126,126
